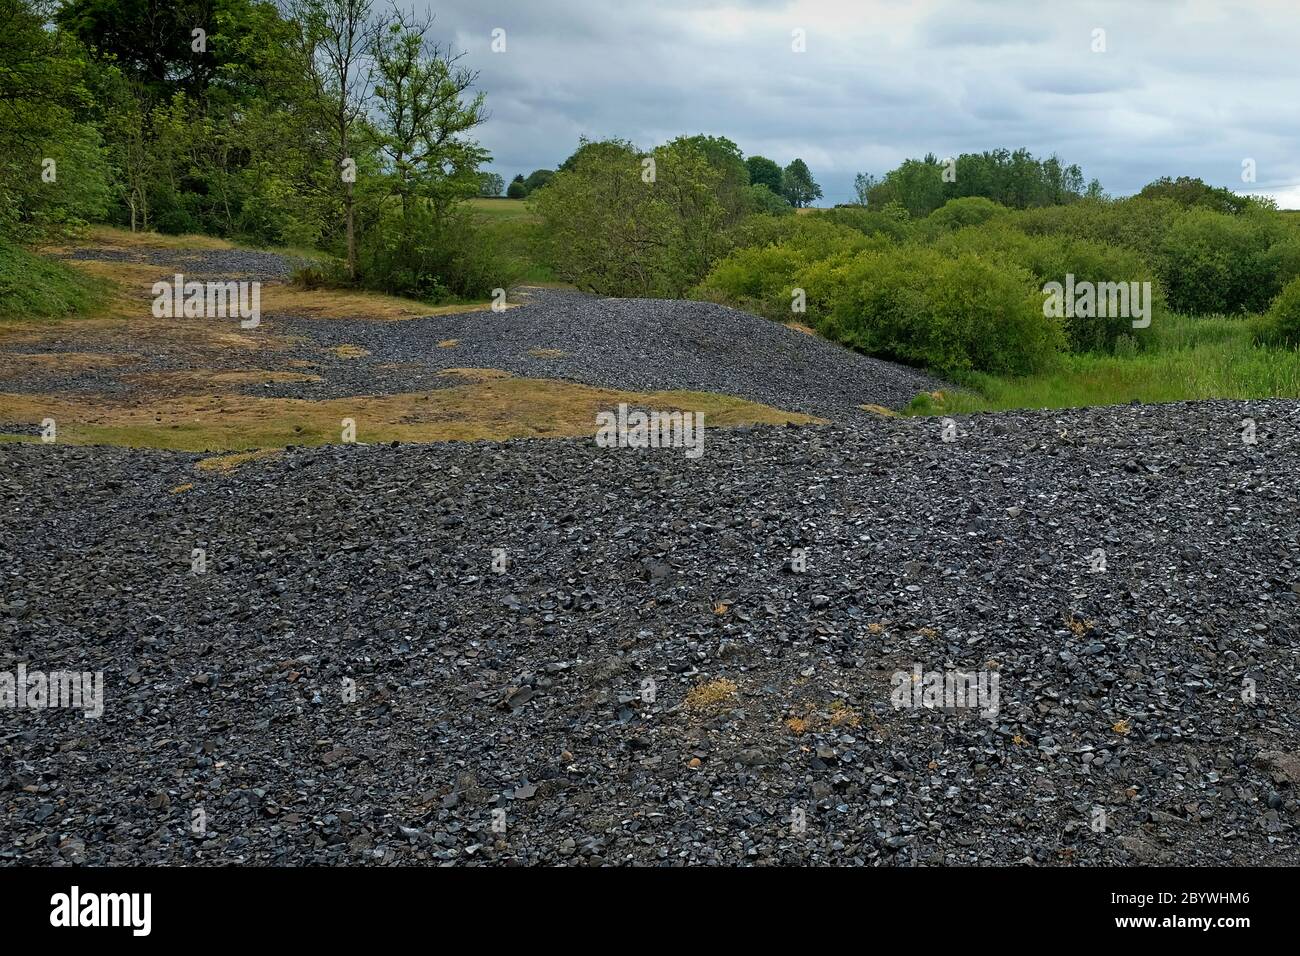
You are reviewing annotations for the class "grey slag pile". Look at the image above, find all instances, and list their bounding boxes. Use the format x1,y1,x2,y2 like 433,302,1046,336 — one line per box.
273,289,945,418
2,398,1299,865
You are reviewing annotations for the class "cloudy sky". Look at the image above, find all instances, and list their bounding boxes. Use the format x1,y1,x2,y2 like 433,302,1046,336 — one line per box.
420,0,1300,206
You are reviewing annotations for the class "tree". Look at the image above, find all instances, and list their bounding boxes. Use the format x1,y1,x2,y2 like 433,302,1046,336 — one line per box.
0,0,111,236
1138,176,1248,214
781,158,822,208
533,137,734,297
292,0,376,278
522,168,554,193
506,174,526,198
853,172,878,206
370,2,487,222
746,155,782,193
477,171,503,197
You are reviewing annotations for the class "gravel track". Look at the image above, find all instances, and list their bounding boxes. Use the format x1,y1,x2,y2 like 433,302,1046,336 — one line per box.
2,400,1298,866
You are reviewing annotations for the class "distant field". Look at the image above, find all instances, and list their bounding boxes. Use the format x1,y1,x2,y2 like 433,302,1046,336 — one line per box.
466,197,535,220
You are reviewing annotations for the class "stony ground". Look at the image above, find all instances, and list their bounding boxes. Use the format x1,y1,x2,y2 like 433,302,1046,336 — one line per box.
20,246,941,419
267,289,944,418
2,399,1299,866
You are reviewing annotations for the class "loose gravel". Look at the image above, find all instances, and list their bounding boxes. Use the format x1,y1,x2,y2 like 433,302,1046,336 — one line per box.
19,246,945,417
270,290,947,419
2,399,1298,866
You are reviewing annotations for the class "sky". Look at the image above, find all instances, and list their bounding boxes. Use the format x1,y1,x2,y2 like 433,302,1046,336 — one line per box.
419,0,1300,207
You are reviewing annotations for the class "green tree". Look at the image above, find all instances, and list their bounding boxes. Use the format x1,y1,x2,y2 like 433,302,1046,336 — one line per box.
746,155,783,193
370,2,487,221
533,137,733,296
781,158,821,208
477,171,504,197
522,168,554,193
852,172,877,206
506,174,526,198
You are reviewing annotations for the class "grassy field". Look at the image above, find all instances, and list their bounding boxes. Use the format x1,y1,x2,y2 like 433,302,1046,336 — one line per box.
467,198,559,285
466,197,535,220
906,312,1300,415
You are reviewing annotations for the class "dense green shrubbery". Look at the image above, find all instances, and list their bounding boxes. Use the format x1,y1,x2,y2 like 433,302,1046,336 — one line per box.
697,231,1063,377
797,248,1061,376
698,185,1300,380
924,196,1009,233
1157,207,1280,314
692,217,883,317
353,204,514,301
1252,277,1300,347
933,224,1160,353
815,206,915,243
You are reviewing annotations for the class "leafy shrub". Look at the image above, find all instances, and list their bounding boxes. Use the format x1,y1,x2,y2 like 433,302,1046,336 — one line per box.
925,196,1008,232
1252,276,1300,347
815,206,914,242
1264,236,1300,296
797,246,1062,377
355,203,506,302
934,224,1159,353
1158,207,1281,314
744,183,794,216
693,218,882,317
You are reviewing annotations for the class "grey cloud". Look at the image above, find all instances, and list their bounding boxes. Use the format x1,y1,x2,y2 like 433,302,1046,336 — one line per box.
412,0,1300,205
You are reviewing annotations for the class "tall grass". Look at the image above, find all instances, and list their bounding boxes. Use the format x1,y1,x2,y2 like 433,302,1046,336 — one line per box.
907,312,1300,414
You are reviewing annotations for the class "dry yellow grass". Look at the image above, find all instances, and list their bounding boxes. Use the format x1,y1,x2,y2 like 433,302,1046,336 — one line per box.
528,348,566,358
0,373,818,452
328,345,370,359
122,370,322,391
196,449,284,473
859,403,898,417
685,678,739,712
264,285,506,322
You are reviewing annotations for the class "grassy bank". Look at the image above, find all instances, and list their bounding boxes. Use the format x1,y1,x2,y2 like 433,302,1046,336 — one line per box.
907,312,1300,415
0,238,108,322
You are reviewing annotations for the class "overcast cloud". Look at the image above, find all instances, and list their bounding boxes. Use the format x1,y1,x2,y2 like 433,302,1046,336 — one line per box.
418,0,1300,206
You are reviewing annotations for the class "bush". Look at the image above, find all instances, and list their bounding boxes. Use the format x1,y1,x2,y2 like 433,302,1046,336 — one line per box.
1158,207,1280,314
1253,276,1300,347
934,224,1160,353
744,183,794,216
815,206,914,242
693,217,882,317
925,196,1008,232
355,203,507,302
798,246,1062,377
1264,236,1300,297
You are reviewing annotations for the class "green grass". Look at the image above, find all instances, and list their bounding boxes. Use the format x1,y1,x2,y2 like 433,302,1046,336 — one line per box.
905,312,1300,415
466,197,535,221
0,238,108,322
